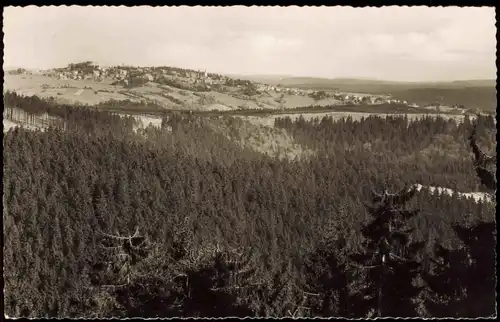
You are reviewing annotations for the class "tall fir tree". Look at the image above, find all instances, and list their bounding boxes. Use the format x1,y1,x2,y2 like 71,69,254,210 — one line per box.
348,185,425,317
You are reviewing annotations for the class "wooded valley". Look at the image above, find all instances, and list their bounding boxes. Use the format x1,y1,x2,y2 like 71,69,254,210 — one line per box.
2,92,496,318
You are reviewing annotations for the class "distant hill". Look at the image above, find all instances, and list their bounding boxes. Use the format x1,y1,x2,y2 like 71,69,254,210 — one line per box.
448,79,496,87
272,77,496,113
278,77,399,86
277,77,496,88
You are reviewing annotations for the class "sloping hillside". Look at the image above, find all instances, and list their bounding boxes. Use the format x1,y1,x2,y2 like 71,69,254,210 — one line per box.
4,74,342,112
208,116,315,160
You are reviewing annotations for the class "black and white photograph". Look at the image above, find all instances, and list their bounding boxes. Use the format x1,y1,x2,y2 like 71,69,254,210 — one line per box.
2,5,497,318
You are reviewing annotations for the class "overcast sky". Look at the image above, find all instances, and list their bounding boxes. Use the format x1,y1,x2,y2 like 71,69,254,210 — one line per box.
3,6,496,81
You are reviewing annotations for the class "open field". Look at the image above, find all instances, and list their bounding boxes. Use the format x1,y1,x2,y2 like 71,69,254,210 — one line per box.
4,74,344,111
4,74,132,104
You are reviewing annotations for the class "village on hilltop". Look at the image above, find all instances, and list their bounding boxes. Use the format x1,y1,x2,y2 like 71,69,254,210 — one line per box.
7,62,468,113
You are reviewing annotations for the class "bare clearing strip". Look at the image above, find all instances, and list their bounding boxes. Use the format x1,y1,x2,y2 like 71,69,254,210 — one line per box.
130,114,163,131
3,118,46,132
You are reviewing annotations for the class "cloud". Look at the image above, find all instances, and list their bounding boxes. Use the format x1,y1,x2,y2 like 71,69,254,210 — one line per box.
3,6,496,81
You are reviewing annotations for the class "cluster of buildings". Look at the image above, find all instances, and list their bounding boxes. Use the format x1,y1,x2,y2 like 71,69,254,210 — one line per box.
338,94,408,105
255,83,411,105
51,64,114,81
49,63,135,82
49,63,233,90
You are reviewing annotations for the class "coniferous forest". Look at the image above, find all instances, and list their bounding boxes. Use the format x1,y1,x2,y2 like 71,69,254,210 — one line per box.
2,92,497,318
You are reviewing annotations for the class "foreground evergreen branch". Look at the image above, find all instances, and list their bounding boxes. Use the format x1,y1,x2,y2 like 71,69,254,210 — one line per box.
92,223,264,317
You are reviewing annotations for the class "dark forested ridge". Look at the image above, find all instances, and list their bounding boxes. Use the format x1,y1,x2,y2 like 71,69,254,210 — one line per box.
2,93,496,318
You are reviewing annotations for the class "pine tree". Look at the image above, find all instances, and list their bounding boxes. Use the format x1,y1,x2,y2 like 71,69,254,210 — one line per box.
180,244,259,317
301,236,349,317
348,185,425,317
300,201,352,317
90,226,153,317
